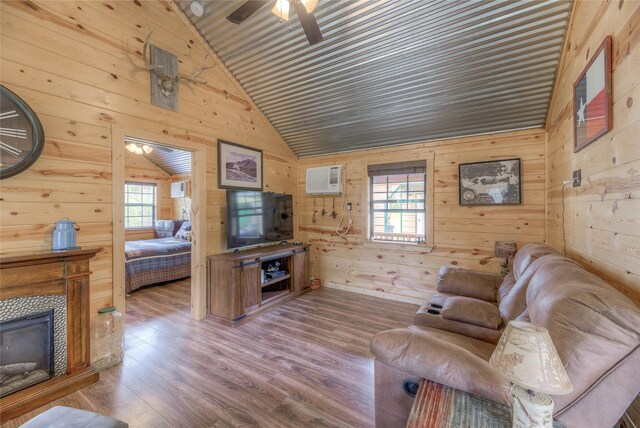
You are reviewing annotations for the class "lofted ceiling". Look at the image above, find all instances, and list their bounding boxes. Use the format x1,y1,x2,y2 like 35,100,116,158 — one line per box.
144,145,192,176
125,136,192,175
178,0,572,157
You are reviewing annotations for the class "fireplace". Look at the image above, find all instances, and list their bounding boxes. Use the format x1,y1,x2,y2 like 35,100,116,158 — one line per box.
0,310,54,397
0,247,101,422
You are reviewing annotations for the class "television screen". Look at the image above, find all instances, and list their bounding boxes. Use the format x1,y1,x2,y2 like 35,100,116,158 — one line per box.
226,190,294,249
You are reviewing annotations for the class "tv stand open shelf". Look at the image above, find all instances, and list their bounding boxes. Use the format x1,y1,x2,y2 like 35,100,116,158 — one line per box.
261,273,291,288
207,243,310,325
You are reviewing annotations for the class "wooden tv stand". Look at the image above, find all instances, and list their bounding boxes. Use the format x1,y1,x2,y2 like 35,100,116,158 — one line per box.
207,243,310,325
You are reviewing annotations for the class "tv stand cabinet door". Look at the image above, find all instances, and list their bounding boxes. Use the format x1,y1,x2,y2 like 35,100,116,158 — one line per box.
293,249,310,291
209,258,244,321
241,263,260,312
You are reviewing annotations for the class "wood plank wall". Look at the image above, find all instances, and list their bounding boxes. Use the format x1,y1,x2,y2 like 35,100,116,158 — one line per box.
170,174,191,220
297,129,546,304
123,150,171,241
545,1,640,303
0,0,297,317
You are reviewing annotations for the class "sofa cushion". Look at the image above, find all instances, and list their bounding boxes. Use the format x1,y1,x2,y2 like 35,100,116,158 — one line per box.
441,296,502,330
512,242,559,280
436,266,502,302
498,254,571,322
370,325,511,404
525,256,640,414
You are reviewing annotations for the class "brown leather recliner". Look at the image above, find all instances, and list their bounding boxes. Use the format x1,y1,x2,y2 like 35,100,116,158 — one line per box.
414,243,560,343
371,251,640,428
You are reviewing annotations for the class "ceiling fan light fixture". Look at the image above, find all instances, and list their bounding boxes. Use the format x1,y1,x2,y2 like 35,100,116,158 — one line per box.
190,0,205,17
301,0,319,13
272,0,290,20
125,142,152,155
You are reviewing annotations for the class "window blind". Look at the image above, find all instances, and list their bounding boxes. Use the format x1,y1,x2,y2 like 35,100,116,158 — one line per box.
367,160,426,177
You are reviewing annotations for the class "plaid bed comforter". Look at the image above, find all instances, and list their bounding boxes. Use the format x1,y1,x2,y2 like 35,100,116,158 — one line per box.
125,238,191,293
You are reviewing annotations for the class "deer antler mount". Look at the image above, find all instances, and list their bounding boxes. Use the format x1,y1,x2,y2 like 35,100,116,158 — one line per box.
142,31,214,111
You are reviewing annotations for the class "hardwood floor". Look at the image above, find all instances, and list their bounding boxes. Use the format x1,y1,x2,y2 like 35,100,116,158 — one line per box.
2,280,418,427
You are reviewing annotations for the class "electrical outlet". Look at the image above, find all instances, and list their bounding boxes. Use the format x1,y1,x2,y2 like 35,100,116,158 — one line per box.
346,203,352,211
572,169,581,187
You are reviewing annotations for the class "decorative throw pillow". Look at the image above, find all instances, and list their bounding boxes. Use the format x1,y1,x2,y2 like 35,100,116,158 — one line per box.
175,221,191,241
441,296,502,329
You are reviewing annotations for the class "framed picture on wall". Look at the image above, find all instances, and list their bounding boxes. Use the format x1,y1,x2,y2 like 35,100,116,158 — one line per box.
459,158,521,206
573,35,612,153
217,140,263,190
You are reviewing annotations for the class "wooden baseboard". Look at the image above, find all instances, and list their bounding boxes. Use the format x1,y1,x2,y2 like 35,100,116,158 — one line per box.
0,367,99,423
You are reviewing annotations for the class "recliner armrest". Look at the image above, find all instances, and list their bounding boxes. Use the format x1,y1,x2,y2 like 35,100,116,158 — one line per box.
370,327,511,404
437,266,503,302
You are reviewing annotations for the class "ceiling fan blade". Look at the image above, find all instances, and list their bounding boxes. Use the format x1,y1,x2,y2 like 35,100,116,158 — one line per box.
292,0,323,45
226,1,270,24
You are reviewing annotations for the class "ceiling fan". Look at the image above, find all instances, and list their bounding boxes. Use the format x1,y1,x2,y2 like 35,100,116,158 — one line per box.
226,0,323,45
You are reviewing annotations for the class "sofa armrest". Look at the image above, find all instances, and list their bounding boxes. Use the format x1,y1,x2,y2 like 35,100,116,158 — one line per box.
370,328,511,404
437,266,503,302
442,296,503,329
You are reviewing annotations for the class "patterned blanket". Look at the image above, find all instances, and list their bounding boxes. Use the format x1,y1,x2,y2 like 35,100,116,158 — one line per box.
125,238,191,293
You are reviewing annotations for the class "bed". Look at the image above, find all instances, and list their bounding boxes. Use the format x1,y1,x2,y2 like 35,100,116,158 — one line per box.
124,237,191,293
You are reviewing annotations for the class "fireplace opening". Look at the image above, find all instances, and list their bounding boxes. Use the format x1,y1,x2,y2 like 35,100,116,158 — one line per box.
0,310,54,397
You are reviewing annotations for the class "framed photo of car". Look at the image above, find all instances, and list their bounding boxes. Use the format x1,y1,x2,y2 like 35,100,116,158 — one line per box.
459,159,521,206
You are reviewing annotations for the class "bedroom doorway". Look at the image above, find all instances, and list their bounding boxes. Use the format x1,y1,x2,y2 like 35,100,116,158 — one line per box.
112,127,208,321
123,140,192,297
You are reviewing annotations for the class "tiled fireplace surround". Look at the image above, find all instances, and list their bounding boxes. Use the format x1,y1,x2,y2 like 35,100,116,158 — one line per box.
0,248,101,422
0,295,67,397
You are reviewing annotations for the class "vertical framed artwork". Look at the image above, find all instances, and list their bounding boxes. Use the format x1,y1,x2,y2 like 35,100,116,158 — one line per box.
459,159,521,206
217,140,263,190
573,35,612,153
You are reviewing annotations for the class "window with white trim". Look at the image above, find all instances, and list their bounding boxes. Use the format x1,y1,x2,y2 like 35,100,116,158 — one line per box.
368,161,426,243
125,182,156,229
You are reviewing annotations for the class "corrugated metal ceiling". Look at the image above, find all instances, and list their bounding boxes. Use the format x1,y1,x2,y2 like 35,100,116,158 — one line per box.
178,0,571,157
125,136,192,175
144,146,192,176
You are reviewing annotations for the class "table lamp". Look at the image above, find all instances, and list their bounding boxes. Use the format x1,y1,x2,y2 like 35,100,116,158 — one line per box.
495,241,517,275
489,321,573,428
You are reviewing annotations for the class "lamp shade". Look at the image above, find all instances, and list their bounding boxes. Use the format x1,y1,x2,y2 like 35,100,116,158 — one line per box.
301,0,319,13
272,0,319,20
495,240,517,259
272,0,290,20
489,321,573,395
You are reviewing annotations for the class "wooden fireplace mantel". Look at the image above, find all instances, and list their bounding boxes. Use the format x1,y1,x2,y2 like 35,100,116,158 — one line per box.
0,247,102,422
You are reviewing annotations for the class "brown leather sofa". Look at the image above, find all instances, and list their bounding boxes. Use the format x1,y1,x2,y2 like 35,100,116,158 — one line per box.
371,245,640,428
413,243,559,344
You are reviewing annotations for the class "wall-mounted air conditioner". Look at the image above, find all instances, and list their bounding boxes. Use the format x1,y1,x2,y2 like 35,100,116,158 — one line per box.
306,165,343,195
171,182,186,198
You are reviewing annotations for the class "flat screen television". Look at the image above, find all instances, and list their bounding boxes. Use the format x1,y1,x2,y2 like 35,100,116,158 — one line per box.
226,190,294,249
